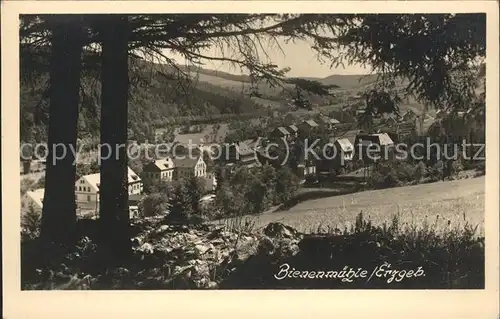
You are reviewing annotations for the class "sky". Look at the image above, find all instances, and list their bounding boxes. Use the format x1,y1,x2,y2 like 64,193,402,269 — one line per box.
165,37,371,78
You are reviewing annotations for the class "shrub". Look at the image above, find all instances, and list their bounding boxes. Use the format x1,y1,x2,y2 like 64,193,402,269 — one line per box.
475,161,485,174
21,211,484,290
139,193,169,217
21,206,41,241
219,212,484,289
394,161,416,183
213,164,299,218
426,161,443,181
166,177,204,224
275,166,300,204
413,161,427,181
367,163,400,189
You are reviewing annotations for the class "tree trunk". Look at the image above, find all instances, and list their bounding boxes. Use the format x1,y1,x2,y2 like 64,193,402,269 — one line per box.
98,15,131,264
41,17,83,245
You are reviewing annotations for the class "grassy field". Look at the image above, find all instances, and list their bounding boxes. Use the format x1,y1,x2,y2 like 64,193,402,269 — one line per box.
245,176,485,235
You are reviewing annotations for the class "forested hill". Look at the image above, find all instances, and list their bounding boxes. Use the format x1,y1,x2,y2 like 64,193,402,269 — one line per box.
20,57,350,144
20,59,268,143
22,56,445,144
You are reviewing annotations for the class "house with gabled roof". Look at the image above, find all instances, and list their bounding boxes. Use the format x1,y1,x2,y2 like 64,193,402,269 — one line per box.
334,138,355,162
354,133,395,164
21,188,45,215
287,124,299,138
173,155,207,180
270,126,291,140
316,137,355,173
241,137,261,151
142,157,175,182
298,119,319,137
75,167,143,211
225,141,258,168
317,115,341,131
295,152,317,183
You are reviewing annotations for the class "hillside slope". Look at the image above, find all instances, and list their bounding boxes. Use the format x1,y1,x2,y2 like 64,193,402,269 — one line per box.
249,177,485,234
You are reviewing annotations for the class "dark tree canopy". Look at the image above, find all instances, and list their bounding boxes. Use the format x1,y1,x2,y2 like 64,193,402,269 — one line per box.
328,14,486,112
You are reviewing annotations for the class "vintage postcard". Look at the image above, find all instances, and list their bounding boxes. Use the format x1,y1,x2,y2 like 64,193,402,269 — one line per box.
2,1,499,318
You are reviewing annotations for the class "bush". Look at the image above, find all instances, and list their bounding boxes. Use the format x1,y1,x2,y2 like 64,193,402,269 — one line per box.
413,161,427,181
275,166,300,204
426,161,444,182
367,162,400,189
219,212,484,289
475,161,485,174
139,193,169,217
213,165,298,219
21,206,41,241
165,177,206,224
367,160,454,189
21,211,484,290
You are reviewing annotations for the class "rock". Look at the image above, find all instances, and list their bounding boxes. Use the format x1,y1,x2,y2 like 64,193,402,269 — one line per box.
157,225,170,233
257,236,275,255
139,243,154,254
131,237,143,247
207,226,226,239
275,238,300,258
195,244,211,256
263,222,300,239
184,233,200,242
193,261,211,279
242,235,256,242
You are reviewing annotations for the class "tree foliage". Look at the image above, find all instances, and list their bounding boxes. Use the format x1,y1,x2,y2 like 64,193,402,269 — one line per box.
329,14,486,112
166,177,205,223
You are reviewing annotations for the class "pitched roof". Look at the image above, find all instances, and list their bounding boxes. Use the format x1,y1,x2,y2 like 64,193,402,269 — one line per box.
234,141,255,156
371,133,395,146
303,120,319,127
328,117,341,124
26,188,45,208
148,158,174,171
128,167,141,183
241,138,260,150
335,129,360,147
334,138,354,152
83,173,101,193
172,155,203,168
275,126,290,135
288,125,299,132
319,115,340,125
81,167,141,192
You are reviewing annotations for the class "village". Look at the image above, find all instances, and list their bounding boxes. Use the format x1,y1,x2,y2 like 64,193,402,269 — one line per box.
21,101,485,221
13,12,489,295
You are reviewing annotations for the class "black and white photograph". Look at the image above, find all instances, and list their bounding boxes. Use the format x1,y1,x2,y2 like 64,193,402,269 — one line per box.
2,0,499,317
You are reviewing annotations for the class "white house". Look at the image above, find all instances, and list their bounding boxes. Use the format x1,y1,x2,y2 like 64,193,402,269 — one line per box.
142,157,175,182
75,167,143,211
21,188,45,215
173,155,207,180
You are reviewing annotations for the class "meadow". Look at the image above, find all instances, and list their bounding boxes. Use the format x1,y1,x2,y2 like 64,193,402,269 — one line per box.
239,176,485,236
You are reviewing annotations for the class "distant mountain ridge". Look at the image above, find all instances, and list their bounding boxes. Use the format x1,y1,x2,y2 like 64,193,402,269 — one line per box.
175,64,379,90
